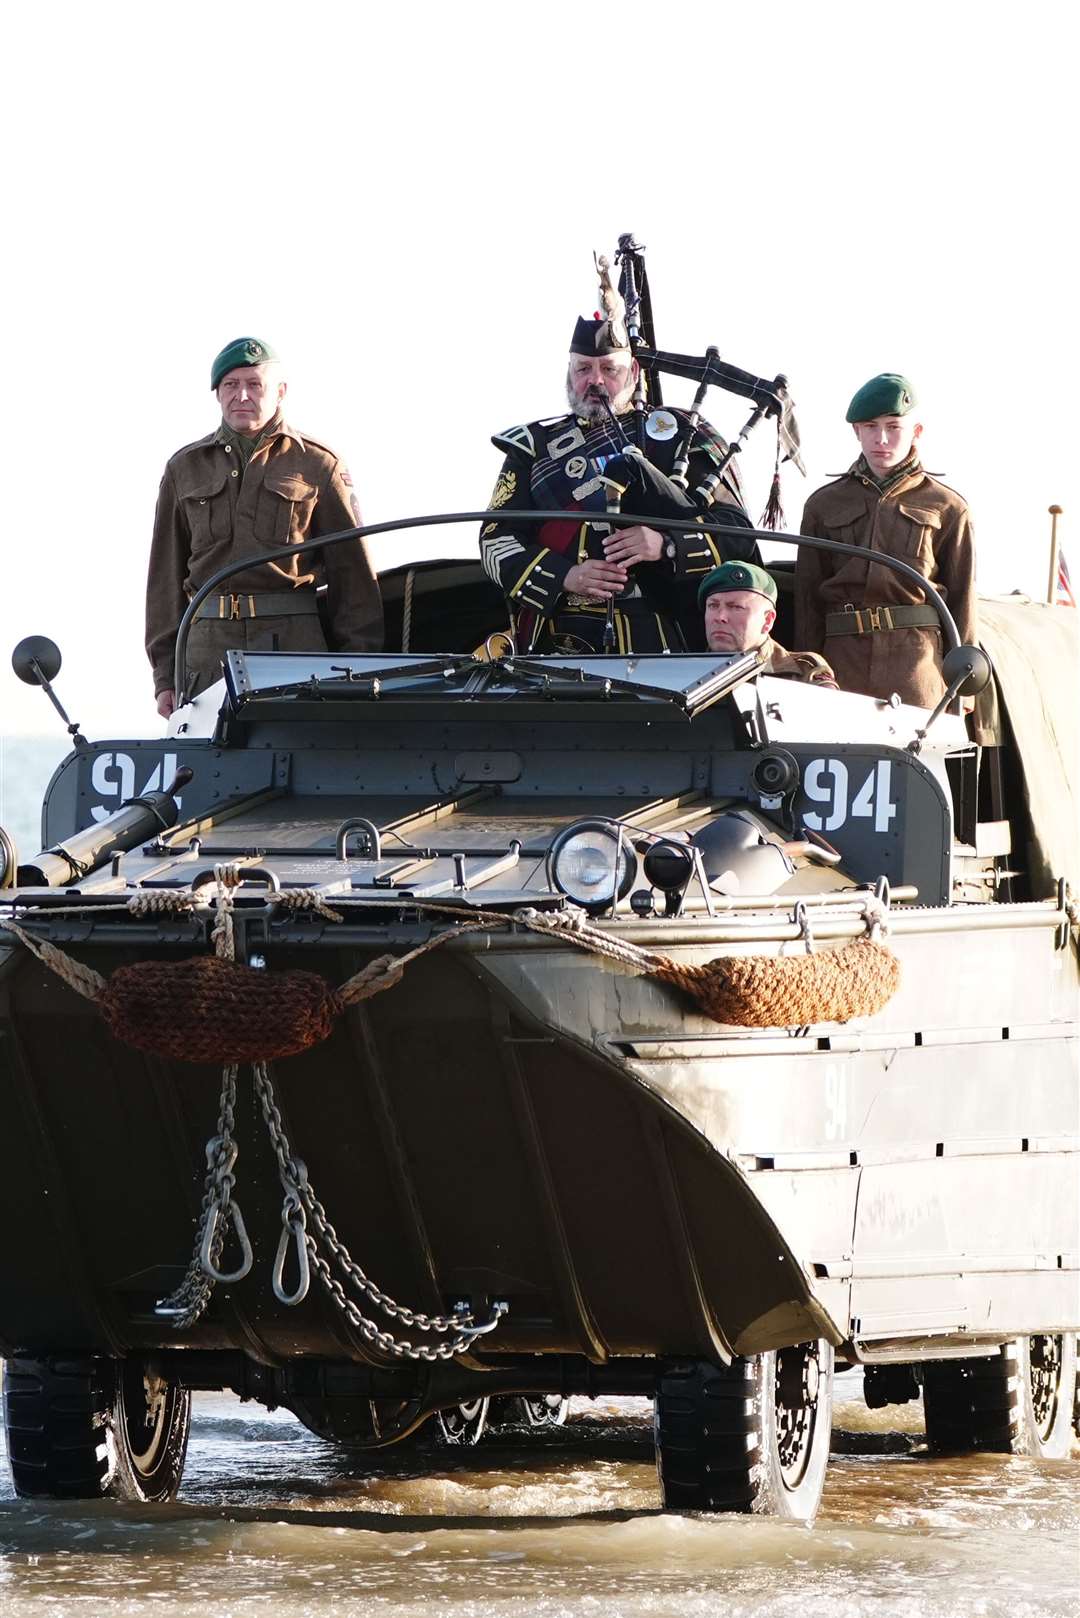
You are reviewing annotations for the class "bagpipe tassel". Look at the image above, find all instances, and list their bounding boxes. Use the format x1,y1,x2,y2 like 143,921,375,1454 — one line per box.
759,470,786,531
758,421,787,531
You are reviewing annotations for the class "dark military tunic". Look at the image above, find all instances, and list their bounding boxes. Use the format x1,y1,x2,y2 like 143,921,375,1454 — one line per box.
480,406,757,653
796,458,976,707
146,415,382,698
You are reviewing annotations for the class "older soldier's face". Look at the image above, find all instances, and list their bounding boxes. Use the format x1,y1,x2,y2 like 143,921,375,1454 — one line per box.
704,589,776,654
217,363,286,437
566,353,639,422
852,414,923,477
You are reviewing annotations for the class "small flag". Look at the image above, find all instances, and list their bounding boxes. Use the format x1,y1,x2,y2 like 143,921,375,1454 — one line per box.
1056,549,1076,608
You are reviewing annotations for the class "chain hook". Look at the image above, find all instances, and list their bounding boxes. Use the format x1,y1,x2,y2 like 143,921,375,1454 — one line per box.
272,1196,311,1306
272,1155,312,1305
199,1198,254,1283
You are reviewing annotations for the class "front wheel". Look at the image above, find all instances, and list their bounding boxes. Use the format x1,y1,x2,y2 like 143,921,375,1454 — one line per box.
4,1356,190,1502
655,1340,834,1520
923,1334,1077,1458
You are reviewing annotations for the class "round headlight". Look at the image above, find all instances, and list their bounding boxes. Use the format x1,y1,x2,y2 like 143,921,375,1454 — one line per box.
642,839,694,893
548,820,637,912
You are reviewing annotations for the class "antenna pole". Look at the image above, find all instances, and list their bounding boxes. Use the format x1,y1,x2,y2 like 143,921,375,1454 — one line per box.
1047,504,1063,605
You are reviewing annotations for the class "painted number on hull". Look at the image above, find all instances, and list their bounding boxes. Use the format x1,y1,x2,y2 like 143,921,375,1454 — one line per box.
89,752,180,822
802,759,897,834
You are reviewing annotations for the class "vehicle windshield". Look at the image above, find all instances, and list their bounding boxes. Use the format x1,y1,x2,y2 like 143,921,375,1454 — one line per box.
224,649,763,713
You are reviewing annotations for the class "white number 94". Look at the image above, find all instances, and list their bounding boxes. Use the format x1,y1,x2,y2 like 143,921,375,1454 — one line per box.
802,758,897,834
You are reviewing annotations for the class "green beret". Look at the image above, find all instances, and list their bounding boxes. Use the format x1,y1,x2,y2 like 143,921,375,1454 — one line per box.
211,336,280,390
698,561,778,609
845,373,918,423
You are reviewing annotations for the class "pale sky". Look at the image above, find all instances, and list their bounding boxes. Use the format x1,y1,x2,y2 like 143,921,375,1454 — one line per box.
0,0,1075,743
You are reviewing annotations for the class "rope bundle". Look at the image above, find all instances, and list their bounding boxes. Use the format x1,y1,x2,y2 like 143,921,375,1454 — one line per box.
98,956,344,1064
1,890,902,1062
650,938,900,1028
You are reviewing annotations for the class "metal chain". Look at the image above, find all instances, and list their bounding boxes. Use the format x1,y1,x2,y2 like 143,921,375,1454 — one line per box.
252,1062,506,1360
302,1243,475,1362
155,1064,253,1327
253,1060,469,1330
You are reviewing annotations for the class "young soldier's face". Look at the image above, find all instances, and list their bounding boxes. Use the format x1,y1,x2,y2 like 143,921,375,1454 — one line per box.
217,364,287,437
852,414,923,476
704,589,776,653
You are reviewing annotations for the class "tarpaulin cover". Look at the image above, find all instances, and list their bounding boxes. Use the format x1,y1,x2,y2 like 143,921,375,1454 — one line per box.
976,596,1079,895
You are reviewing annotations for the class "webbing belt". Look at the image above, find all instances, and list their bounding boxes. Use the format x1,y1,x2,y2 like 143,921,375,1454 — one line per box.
825,604,939,636
193,591,320,623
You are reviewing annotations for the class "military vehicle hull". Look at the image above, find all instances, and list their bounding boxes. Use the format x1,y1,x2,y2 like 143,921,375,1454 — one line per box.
1,905,1075,1367
2,561,1077,1515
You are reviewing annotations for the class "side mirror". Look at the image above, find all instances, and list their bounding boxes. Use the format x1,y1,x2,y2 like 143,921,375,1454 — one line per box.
12,635,62,686
942,644,992,697
9,635,86,749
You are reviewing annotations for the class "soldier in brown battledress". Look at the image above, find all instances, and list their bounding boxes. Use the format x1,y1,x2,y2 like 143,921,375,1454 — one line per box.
700,561,837,684
146,336,382,717
795,373,976,707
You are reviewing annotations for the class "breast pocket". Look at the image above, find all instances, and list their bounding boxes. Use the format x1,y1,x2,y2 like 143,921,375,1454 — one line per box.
257,473,318,547
820,500,868,550
179,472,231,555
897,503,942,568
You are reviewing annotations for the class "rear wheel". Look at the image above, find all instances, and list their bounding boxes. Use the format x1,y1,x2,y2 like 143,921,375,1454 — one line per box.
517,1394,569,1428
4,1356,190,1501
655,1340,833,1520
434,1398,490,1446
489,1394,569,1429
923,1334,1077,1458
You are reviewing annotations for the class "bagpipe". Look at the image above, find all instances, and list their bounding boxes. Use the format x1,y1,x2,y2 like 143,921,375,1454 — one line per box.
611,232,805,527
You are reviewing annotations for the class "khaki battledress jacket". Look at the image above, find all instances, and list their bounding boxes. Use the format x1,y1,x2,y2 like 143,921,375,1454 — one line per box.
758,636,837,686
795,460,976,707
145,416,382,696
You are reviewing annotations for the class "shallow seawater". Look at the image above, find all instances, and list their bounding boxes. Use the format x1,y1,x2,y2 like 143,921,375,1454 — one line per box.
1,1378,1077,1617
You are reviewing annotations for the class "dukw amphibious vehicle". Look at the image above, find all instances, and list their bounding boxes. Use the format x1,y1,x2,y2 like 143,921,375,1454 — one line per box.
1,496,1076,1522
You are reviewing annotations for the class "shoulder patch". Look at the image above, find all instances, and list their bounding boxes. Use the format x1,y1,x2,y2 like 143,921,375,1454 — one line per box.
493,423,536,457
488,468,518,510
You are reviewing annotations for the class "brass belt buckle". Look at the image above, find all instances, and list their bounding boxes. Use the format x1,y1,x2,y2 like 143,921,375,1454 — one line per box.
866,606,883,632
229,593,242,621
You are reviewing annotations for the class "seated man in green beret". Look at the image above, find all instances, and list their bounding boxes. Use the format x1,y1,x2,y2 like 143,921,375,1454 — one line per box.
795,374,976,707
145,337,383,717
701,562,836,684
